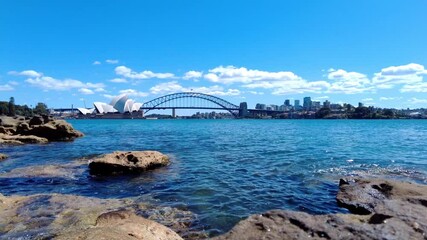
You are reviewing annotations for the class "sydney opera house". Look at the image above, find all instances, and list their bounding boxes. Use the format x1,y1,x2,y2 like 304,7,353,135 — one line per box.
77,94,143,118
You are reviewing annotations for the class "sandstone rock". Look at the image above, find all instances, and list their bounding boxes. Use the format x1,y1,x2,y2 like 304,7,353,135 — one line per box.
0,133,48,144
0,153,7,161
0,115,83,145
215,178,427,240
89,151,170,175
57,210,183,240
0,193,199,239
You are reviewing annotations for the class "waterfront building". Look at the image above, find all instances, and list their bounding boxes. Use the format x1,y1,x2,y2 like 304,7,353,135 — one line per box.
77,94,143,115
255,103,267,110
312,101,321,111
323,100,331,108
303,97,312,110
284,99,291,107
358,102,364,108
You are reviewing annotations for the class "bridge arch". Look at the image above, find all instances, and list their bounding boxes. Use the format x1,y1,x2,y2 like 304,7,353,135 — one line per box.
141,92,240,117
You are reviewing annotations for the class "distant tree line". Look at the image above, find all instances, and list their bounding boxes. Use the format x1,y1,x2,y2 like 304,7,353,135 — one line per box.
0,97,48,117
315,105,402,119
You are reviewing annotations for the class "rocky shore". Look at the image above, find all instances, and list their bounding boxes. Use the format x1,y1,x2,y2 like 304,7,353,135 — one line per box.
0,115,83,145
215,178,427,240
1,126,426,239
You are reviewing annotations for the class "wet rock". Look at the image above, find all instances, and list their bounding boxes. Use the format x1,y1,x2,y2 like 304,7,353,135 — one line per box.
0,163,85,179
0,193,200,239
215,178,427,240
0,133,48,144
89,151,170,175
0,153,7,161
57,210,183,240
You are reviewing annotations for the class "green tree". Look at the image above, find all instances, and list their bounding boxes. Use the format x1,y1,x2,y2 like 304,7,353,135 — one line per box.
8,97,15,116
34,102,48,115
315,107,331,119
0,102,8,115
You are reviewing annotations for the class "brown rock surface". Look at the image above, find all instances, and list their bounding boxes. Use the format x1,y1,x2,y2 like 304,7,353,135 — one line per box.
57,210,183,240
89,151,170,175
0,115,83,145
0,193,199,239
215,178,427,240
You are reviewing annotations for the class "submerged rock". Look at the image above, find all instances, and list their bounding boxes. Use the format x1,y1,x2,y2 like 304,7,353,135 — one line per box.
0,193,200,239
215,178,427,240
0,163,85,179
0,115,83,145
88,151,170,175
0,133,48,144
0,153,7,161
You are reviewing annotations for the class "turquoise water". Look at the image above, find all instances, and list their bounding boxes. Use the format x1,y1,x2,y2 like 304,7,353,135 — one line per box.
1,119,427,236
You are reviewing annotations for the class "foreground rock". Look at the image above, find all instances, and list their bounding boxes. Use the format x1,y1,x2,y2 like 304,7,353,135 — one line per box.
89,151,170,175
0,193,201,239
56,210,183,240
0,115,83,145
215,178,427,240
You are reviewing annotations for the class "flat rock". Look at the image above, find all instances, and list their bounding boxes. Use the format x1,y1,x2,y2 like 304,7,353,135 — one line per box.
57,210,183,240
0,193,199,239
215,178,427,240
0,133,48,145
89,151,170,175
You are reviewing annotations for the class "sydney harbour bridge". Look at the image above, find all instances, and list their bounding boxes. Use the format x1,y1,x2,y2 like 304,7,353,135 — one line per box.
55,92,281,118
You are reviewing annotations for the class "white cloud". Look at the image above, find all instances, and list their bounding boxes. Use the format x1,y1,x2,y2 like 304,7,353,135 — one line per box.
401,82,427,93
362,98,374,102
149,81,241,96
109,78,128,83
8,81,19,86
119,89,149,97
103,94,115,99
408,98,427,104
115,66,175,79
183,71,203,80
93,61,101,65
9,70,42,78
0,84,14,91
79,88,94,95
94,88,106,92
106,59,119,64
373,63,426,88
14,70,105,91
248,91,264,95
379,97,401,101
327,69,373,94
204,65,302,84
203,65,330,95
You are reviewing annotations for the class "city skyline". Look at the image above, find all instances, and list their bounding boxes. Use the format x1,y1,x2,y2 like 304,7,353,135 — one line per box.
1,0,427,109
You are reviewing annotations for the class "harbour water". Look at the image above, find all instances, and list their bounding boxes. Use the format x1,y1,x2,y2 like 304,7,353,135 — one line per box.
1,119,427,236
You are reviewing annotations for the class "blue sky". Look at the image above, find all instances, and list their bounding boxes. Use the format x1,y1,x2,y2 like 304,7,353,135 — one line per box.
1,0,427,110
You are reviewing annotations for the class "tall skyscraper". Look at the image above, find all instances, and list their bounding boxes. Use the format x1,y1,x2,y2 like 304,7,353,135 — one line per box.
303,97,312,110
284,99,290,106
294,100,300,107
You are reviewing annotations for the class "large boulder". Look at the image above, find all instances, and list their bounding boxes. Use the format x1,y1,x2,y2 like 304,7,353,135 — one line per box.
0,115,83,145
24,120,84,141
215,178,427,240
89,151,170,175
